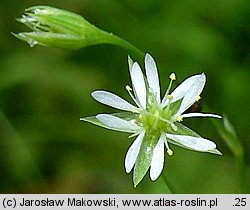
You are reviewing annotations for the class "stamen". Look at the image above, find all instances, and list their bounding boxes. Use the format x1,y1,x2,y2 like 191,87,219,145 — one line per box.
162,80,173,101
125,85,142,108
161,73,176,107
167,149,173,156
164,139,173,156
125,85,132,91
195,95,201,101
169,73,176,81
167,95,173,100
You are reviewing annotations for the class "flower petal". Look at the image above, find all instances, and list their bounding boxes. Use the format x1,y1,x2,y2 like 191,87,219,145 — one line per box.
162,74,205,108
91,90,137,112
173,74,206,118
145,53,160,104
165,133,216,152
96,114,141,133
130,62,147,109
125,131,145,173
150,133,165,181
181,113,222,119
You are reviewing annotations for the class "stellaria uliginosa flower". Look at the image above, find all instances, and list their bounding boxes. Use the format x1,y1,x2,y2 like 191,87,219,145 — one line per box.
81,53,222,187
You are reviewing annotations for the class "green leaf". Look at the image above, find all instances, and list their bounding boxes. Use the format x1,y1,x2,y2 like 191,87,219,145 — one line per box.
133,132,158,187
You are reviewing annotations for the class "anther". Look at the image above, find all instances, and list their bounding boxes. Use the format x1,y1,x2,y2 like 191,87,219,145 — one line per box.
161,73,177,107
125,85,132,91
176,115,183,122
167,149,173,156
167,95,173,100
170,73,176,81
195,95,201,102
165,140,173,156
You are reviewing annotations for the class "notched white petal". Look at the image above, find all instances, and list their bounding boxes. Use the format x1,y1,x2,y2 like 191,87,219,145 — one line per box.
181,113,222,119
91,90,137,112
165,133,216,152
130,62,147,109
145,53,160,104
96,114,140,133
173,74,206,117
125,131,145,173
150,133,165,181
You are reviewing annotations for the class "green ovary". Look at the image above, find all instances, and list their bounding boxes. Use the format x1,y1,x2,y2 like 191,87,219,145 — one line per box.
138,107,173,136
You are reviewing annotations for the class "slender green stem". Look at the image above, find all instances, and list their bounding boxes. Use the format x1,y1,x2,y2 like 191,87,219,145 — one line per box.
95,29,144,60
110,34,144,59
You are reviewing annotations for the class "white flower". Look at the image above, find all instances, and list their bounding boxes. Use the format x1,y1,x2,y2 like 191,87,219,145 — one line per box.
81,53,222,187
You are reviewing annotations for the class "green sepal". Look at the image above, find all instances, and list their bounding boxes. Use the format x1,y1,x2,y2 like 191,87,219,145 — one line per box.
133,132,158,187
173,122,201,137
13,32,85,49
25,6,95,35
167,99,182,116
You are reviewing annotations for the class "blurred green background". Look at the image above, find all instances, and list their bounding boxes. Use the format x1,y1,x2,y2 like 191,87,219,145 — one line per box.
0,0,249,193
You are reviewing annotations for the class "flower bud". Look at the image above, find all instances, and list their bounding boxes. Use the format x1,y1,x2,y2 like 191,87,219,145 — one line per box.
13,6,117,49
